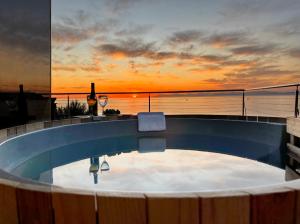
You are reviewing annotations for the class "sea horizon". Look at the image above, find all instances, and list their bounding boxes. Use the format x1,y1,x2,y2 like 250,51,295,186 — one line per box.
55,93,297,118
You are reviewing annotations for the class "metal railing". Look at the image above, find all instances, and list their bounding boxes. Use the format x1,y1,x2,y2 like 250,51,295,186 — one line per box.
52,83,300,119
245,83,299,118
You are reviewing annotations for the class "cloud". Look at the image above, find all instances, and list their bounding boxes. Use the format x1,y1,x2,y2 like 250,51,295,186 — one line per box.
231,44,277,55
220,0,300,20
203,62,298,88
97,38,156,58
203,31,252,48
114,24,153,37
80,65,102,73
52,24,91,44
152,52,177,60
75,10,90,24
187,59,258,75
289,48,300,58
193,54,229,63
52,64,102,73
128,60,164,73
189,66,222,73
175,53,229,64
59,10,90,27
104,0,142,14
225,65,296,79
52,11,118,45
221,60,256,67
96,38,230,65
52,21,116,45
167,30,202,45
167,30,260,54
52,65,77,72
173,58,248,70
244,66,296,77
266,15,300,37
204,78,228,84
0,6,50,56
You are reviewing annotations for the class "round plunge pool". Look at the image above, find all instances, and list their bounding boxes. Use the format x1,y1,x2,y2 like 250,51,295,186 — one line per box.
0,118,288,193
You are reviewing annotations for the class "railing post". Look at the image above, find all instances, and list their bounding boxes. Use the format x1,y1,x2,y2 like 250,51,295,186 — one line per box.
148,93,151,112
242,90,245,117
67,95,70,118
295,85,299,118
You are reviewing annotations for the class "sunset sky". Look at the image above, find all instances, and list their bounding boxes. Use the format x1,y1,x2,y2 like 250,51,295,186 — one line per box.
52,0,300,93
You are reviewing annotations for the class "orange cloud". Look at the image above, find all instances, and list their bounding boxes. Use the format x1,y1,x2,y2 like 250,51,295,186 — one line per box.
52,65,77,72
52,64,102,73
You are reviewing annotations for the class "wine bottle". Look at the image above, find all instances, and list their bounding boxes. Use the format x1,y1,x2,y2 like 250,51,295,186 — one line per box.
88,83,98,116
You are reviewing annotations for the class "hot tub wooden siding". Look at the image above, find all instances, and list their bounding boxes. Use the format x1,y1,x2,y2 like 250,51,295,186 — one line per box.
0,179,299,224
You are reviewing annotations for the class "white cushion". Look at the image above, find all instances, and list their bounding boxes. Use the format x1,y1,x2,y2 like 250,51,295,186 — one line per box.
137,112,166,132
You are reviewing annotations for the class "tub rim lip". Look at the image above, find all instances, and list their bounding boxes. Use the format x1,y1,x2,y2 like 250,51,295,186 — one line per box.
0,174,299,196
0,117,286,146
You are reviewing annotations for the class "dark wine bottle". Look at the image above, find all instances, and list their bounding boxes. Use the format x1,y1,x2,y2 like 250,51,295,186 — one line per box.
88,83,98,116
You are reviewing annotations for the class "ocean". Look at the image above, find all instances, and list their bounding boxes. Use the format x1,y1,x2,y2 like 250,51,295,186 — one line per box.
54,93,298,118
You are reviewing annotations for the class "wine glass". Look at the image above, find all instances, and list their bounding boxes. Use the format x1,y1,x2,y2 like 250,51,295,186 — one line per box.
87,95,97,118
98,95,108,116
100,155,110,172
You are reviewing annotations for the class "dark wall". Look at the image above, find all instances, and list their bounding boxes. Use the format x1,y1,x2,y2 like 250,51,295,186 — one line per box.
0,0,51,128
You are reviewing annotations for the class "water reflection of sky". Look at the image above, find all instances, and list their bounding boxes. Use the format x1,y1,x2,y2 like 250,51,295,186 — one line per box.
51,149,285,193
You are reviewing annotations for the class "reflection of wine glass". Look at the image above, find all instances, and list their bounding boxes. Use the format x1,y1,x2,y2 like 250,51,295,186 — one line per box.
98,95,108,116
87,95,97,117
100,156,110,172
89,157,99,184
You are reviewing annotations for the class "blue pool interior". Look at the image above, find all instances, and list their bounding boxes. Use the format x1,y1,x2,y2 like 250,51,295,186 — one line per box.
0,118,289,192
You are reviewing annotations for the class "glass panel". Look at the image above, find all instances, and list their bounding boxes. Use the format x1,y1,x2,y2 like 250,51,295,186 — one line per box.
0,0,51,128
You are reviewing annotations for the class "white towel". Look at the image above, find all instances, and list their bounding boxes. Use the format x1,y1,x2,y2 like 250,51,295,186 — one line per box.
137,112,166,132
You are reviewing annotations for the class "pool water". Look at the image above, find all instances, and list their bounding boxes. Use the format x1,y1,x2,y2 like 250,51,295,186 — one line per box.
10,134,285,192
51,150,284,192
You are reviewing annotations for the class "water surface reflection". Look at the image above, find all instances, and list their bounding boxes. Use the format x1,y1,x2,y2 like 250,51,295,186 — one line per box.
51,149,284,192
